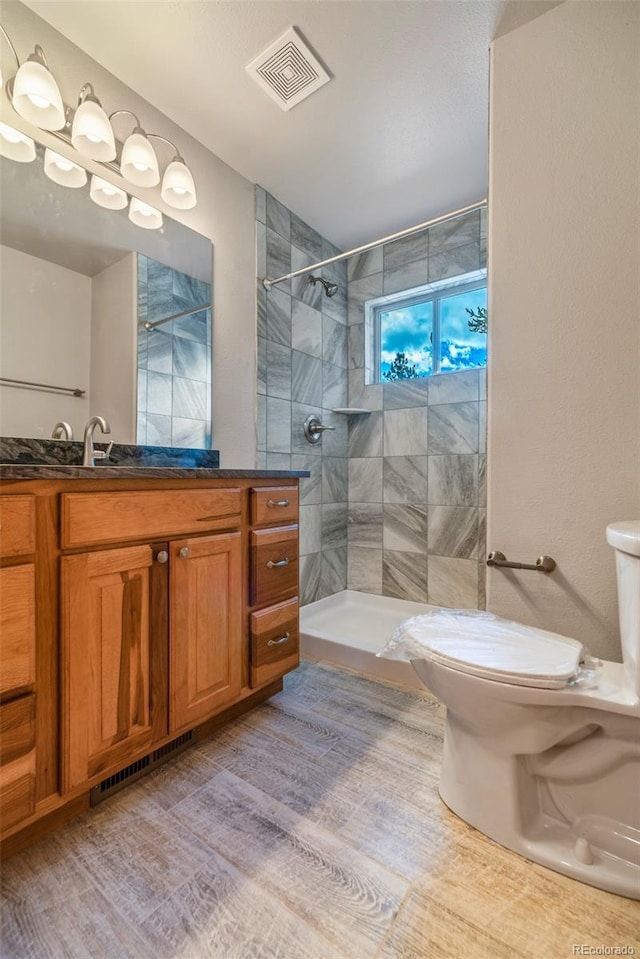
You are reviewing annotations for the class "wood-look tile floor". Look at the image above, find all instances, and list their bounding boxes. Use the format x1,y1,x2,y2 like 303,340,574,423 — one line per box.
1,660,638,959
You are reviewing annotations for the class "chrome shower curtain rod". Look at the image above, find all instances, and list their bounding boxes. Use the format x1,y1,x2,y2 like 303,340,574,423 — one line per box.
262,198,487,291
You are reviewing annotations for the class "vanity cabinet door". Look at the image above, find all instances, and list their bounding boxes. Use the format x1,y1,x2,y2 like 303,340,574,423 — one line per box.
61,544,168,792
169,532,242,733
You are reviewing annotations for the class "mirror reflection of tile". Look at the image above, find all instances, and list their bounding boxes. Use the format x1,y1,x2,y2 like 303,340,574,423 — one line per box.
137,254,212,449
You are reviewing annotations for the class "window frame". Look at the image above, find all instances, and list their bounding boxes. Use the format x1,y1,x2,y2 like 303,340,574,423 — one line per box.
365,270,487,383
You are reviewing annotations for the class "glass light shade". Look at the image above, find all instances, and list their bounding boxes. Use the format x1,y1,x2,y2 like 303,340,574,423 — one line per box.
12,58,65,130
0,122,36,162
71,99,116,160
120,131,159,186
129,197,162,230
90,175,127,210
43,148,87,188
161,158,197,209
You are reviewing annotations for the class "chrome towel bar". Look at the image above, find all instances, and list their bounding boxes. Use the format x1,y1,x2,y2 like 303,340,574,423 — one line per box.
487,551,557,573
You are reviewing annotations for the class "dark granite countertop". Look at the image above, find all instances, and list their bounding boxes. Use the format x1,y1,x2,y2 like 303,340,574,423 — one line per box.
0,465,309,480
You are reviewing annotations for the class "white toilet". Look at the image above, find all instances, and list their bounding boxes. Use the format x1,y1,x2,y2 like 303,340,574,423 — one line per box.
408,521,640,899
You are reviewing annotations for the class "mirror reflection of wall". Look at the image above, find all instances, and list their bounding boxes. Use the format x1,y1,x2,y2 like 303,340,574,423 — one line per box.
0,144,213,447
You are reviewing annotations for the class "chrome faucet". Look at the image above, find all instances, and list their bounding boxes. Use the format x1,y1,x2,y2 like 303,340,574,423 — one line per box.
51,421,74,441
82,416,113,467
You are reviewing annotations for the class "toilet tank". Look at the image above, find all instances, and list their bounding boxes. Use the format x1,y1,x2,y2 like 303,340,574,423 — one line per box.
606,521,640,696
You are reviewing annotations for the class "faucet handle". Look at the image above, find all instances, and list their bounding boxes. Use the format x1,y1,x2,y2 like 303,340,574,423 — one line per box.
93,441,114,463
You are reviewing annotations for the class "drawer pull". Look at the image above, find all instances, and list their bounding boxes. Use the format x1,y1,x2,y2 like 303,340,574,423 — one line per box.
266,557,289,569
267,499,290,508
267,633,290,647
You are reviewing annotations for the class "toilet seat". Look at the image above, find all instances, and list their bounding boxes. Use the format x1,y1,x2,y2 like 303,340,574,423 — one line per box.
400,612,586,689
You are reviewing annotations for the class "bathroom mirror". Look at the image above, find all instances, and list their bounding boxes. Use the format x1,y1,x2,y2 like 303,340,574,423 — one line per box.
0,139,212,448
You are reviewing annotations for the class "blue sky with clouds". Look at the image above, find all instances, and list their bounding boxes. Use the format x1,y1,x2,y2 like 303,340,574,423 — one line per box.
381,287,487,377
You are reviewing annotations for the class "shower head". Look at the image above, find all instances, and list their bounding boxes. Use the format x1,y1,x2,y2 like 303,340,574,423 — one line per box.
308,274,338,298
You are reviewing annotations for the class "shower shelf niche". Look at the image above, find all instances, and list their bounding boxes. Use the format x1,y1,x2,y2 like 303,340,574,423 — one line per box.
331,408,371,415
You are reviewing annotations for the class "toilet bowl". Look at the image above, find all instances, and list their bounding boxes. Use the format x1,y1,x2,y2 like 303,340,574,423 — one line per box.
408,521,640,899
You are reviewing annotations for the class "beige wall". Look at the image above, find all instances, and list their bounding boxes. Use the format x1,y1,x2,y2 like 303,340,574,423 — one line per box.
0,1,256,467
487,1,640,660
0,244,91,437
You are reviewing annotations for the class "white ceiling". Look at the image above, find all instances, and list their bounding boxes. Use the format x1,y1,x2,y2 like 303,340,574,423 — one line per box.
25,0,560,249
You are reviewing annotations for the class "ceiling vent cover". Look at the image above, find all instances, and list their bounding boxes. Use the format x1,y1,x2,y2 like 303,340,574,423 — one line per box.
246,27,331,112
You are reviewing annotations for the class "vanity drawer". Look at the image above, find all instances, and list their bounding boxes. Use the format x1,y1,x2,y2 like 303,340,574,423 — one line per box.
0,564,36,697
0,694,36,831
0,496,35,557
249,598,299,688
61,488,242,549
250,525,299,607
251,487,298,526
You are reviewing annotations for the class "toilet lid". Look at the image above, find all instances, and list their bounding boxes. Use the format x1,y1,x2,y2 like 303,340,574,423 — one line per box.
403,611,585,688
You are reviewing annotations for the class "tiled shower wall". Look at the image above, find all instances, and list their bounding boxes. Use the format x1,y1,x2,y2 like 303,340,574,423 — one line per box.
345,208,488,608
137,255,212,448
256,187,349,605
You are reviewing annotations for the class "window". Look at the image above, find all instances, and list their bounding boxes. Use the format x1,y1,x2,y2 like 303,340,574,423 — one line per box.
367,274,487,382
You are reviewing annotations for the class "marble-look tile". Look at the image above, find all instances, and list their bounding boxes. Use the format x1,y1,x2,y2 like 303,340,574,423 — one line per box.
348,369,383,411
293,454,322,505
255,184,266,223
137,369,147,409
383,379,429,410
348,274,383,325
383,550,428,602
348,323,364,370
347,247,383,281
428,402,478,454
257,280,267,338
383,407,428,456
137,328,148,369
266,286,292,347
428,455,478,506
266,192,290,240
383,505,428,553
256,219,267,279
172,271,210,310
136,412,147,445
266,452,291,470
383,455,428,504
300,551,322,605
479,454,487,507
428,506,479,559
321,283,348,327
266,227,291,293
429,369,479,405
173,376,207,419
320,411,348,458
478,507,487,560
428,556,479,608
291,402,323,455
146,370,172,416
348,411,383,457
383,232,428,272
429,242,480,284
257,335,267,395
322,503,348,548
322,457,348,503
479,368,487,401
173,337,209,382
257,394,267,450
300,504,322,555
147,413,171,446
172,418,209,449
479,400,487,453
147,330,173,374
383,258,428,296
292,351,323,406
172,308,211,345
291,212,322,260
322,315,348,368
428,209,480,254
256,451,267,469
347,546,382,594
320,547,347,597
266,396,291,453
348,503,383,548
478,562,487,610
292,299,323,357
266,340,292,400
323,362,347,410
349,457,383,502
292,248,323,309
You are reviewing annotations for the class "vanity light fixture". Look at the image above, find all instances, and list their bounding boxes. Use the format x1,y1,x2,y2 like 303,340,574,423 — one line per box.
0,121,35,162
71,83,115,161
11,44,66,130
128,196,163,230
89,174,127,210
113,111,160,186
43,148,87,188
161,155,197,210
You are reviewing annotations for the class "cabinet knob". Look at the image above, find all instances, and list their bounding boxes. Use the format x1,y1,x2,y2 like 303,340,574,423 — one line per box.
156,550,169,564
179,546,190,559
